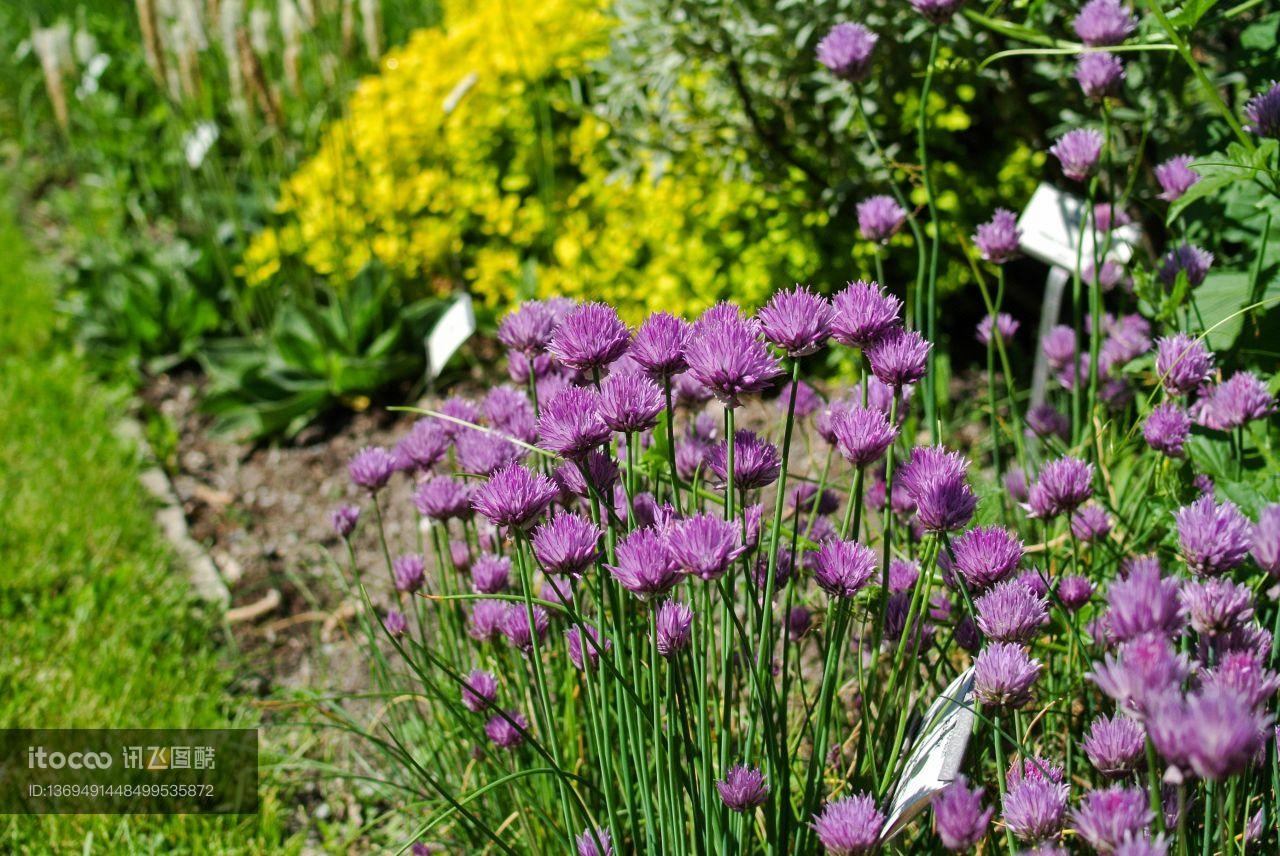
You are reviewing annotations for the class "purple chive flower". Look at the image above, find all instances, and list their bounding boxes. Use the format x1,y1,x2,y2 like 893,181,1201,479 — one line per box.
472,463,558,530
1244,81,1280,138
976,312,1019,345
1196,371,1277,430
757,285,834,356
973,208,1022,264
393,554,426,593
1076,51,1125,99
655,600,694,657
974,641,1041,709
331,504,360,538
1180,577,1254,635
483,387,537,444
933,774,994,851
470,554,511,594
1157,244,1213,288
456,430,522,477
1027,457,1094,519
812,793,885,855
672,371,712,406
498,301,560,355
857,195,908,244
830,404,899,467
1002,776,1069,842
1155,155,1199,202
1071,786,1153,853
666,513,746,581
1017,569,1051,600
1143,402,1191,457
898,445,978,532
538,387,611,460
507,349,552,384
394,420,449,472
553,450,620,500
830,280,903,349
1007,756,1065,788
598,372,665,433
1005,468,1030,503
1089,633,1190,716
675,439,709,481
866,327,931,389
438,397,481,437
951,525,1023,591
1253,505,1280,575
1177,495,1252,575
707,430,782,491
1083,713,1147,777
575,827,613,856
383,609,408,638
1050,129,1104,181
1074,0,1138,46
781,380,824,418
909,0,966,24
685,304,782,407
484,710,528,749
565,625,610,671
787,606,814,640
500,603,551,653
1149,686,1272,780
1104,557,1182,641
1070,503,1112,542
816,23,878,82
1201,651,1280,708
790,484,840,517
348,447,397,491
532,513,600,576
548,302,630,373
414,477,473,521
1058,575,1095,611
1154,336,1213,400
468,599,507,641
716,764,769,812
608,529,681,600
1026,404,1071,442
975,580,1050,643
812,539,878,598
630,311,691,380
956,617,982,652
461,669,498,712
889,559,921,594
1042,325,1077,370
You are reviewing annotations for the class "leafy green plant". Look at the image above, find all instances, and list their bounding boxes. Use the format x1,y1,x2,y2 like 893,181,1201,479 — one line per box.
201,264,448,439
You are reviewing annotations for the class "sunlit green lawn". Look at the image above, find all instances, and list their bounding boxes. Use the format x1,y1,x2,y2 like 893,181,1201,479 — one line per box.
0,197,299,853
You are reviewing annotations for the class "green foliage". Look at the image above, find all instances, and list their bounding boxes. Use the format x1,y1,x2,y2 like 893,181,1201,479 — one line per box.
0,196,299,854
201,264,448,439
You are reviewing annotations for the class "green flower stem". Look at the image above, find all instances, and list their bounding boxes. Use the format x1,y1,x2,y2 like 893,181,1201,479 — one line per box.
852,89,929,327
918,27,944,444
513,533,576,848
664,379,683,514
874,391,901,650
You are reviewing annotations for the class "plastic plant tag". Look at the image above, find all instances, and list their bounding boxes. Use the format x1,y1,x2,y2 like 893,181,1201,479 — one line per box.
426,292,476,380
1017,183,1140,271
879,666,977,843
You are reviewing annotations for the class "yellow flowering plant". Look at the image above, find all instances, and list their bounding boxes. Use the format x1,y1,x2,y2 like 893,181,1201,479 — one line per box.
243,0,822,323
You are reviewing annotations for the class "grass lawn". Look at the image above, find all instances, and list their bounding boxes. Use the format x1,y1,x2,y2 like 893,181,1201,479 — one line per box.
0,197,299,853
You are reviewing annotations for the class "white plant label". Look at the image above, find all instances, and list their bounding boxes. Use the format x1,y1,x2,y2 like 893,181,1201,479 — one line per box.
426,293,476,379
1017,182,1140,271
879,666,977,843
